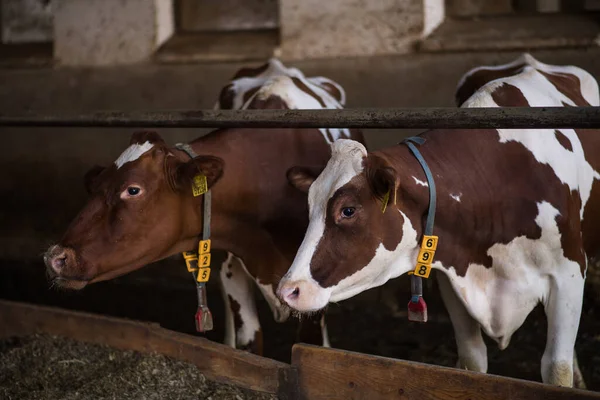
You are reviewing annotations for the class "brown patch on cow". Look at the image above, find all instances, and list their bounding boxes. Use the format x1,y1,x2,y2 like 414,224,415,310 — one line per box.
555,130,573,151
218,83,235,109
319,82,343,103
456,64,525,106
414,128,587,276
291,77,326,108
491,83,530,107
240,329,263,355
232,62,269,80
576,129,600,267
242,86,260,106
558,189,586,277
228,295,243,331
538,70,590,106
246,94,289,110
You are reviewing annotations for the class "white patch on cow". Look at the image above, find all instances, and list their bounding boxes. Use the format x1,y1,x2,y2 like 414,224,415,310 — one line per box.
282,140,368,307
219,253,261,348
461,56,600,220
413,176,428,187
450,193,462,202
216,58,350,144
114,141,154,169
257,281,290,323
439,202,583,349
457,53,599,107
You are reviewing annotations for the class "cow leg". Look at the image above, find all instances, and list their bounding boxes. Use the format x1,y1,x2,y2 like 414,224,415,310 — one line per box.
219,253,263,354
573,352,586,389
541,276,584,387
437,272,487,372
296,309,331,347
256,280,290,323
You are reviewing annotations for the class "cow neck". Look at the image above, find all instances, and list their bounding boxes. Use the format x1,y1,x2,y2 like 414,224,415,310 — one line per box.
399,136,439,323
174,142,214,333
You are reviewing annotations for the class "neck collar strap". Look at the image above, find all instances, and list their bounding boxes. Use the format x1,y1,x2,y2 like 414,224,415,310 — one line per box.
401,136,439,323
175,142,213,332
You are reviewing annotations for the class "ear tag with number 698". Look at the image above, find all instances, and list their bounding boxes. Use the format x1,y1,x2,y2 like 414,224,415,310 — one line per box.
192,175,208,197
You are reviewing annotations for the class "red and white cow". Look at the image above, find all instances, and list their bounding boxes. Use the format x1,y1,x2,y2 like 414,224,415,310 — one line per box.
279,54,598,387
44,59,364,354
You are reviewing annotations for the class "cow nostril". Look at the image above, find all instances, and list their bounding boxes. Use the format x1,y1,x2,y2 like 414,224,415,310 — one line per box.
51,254,67,271
292,287,299,296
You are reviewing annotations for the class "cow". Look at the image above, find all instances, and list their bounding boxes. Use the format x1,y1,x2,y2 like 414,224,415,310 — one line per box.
278,53,598,387
43,58,364,354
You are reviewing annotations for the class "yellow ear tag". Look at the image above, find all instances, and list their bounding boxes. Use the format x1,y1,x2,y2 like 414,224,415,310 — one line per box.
192,175,208,197
381,190,390,213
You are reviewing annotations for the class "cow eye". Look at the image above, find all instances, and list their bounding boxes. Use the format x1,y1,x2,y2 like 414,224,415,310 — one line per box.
341,207,355,218
120,185,144,199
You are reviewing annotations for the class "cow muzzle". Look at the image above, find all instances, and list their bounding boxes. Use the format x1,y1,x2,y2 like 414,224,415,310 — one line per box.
277,278,330,313
43,245,88,289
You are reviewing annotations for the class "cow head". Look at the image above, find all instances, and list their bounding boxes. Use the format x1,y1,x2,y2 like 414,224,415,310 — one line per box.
43,131,223,289
278,139,419,312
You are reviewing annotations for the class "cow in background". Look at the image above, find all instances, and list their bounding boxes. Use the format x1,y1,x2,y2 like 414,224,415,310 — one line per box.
279,54,597,387
44,59,364,354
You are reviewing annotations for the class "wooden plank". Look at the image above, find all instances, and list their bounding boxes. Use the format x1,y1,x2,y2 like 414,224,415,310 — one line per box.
291,344,600,400
0,299,294,398
1,107,600,129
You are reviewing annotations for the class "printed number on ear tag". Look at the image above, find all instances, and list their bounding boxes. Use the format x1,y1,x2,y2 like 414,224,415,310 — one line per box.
197,268,211,282
185,257,199,272
200,253,211,267
192,175,208,197
422,235,438,251
413,263,431,278
198,239,211,255
417,249,435,264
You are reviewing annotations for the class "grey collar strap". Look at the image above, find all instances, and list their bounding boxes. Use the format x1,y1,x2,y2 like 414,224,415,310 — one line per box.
175,143,211,241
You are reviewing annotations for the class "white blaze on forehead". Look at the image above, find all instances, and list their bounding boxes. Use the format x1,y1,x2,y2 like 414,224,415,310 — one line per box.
285,140,367,285
114,141,154,169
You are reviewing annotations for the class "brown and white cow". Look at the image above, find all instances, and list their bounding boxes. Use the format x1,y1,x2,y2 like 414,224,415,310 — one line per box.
43,58,364,354
279,53,599,387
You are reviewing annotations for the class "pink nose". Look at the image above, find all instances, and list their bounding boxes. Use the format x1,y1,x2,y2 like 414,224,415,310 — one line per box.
278,283,301,305
44,246,76,275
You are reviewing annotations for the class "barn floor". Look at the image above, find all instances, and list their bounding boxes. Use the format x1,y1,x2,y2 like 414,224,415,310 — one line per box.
0,334,276,400
0,259,598,392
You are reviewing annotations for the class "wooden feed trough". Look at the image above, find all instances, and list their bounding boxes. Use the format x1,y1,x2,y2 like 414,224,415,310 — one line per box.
0,299,596,400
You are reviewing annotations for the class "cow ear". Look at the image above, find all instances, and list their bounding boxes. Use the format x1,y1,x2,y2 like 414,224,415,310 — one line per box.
170,155,224,193
84,165,105,194
287,166,324,193
364,154,398,201
130,130,166,146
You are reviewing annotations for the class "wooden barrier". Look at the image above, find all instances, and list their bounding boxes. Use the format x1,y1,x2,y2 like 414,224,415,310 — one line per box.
0,299,597,400
291,344,598,400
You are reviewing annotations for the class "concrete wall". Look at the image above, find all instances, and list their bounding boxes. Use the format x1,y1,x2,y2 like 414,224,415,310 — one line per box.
1,0,53,43
2,48,600,262
278,0,425,60
53,0,174,66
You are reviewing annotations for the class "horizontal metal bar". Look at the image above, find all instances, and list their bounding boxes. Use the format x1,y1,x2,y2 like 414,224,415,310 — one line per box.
1,107,600,129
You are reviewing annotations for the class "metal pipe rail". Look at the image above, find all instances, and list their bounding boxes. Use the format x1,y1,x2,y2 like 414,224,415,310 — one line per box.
1,107,600,129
